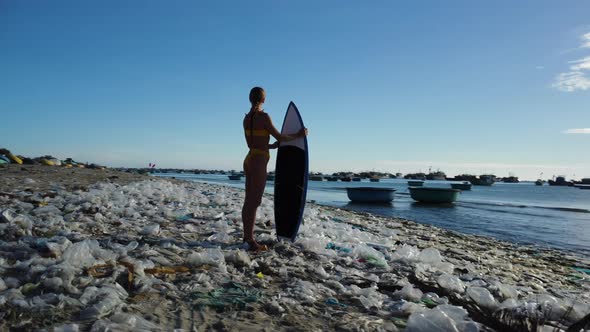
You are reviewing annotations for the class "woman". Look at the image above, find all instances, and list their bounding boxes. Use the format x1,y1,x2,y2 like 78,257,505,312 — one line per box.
242,87,307,251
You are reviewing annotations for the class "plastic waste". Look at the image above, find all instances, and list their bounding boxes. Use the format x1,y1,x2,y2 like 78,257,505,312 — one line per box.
140,223,160,235
224,250,252,267
352,245,389,269
192,281,261,309
0,154,10,164
1,208,16,223
325,297,347,307
187,248,227,273
4,277,21,289
572,267,590,274
266,300,286,313
499,298,518,309
395,283,424,302
437,273,465,294
417,247,442,265
404,301,428,315
406,304,471,332
144,266,190,274
467,287,498,310
325,242,352,253
491,281,518,299
391,244,421,262
61,239,117,268
348,284,387,309
90,313,159,331
79,284,129,320
53,324,79,332
0,175,587,330
293,280,322,304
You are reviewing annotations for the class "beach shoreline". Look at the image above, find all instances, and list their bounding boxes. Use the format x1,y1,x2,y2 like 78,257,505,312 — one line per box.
0,165,589,331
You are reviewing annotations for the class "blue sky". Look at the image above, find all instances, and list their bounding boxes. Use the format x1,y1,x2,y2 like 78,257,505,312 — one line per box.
1,1,589,180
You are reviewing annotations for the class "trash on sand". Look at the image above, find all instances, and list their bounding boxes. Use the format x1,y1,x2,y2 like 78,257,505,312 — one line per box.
144,266,190,274
192,282,261,309
325,242,352,253
325,297,348,307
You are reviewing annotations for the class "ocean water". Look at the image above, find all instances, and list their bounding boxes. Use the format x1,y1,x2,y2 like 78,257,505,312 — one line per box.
155,173,590,258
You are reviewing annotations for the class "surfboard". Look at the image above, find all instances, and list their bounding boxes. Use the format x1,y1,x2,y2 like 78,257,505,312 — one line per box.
274,101,309,241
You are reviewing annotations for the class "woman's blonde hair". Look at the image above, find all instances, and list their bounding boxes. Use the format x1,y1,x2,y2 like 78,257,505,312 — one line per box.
249,87,265,111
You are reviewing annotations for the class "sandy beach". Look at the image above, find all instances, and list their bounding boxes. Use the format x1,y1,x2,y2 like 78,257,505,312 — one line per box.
1,165,589,331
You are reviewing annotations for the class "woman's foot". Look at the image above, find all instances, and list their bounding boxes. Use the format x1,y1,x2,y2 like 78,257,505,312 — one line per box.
244,239,268,252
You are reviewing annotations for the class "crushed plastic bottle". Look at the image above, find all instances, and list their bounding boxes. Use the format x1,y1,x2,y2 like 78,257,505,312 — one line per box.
466,287,498,310
140,223,160,235
406,304,473,332
417,247,442,265
437,273,465,294
188,248,227,273
79,284,129,320
395,283,424,302
61,239,117,268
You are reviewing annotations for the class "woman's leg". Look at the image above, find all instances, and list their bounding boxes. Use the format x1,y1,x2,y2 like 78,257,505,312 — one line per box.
241,155,268,248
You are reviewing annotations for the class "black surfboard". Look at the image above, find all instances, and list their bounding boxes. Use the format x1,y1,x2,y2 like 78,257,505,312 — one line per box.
274,102,309,241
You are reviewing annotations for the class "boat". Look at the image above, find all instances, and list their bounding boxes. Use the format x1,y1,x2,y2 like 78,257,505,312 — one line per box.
228,174,242,180
409,187,460,203
473,175,495,186
426,171,447,180
502,176,519,183
535,179,543,186
405,173,426,180
408,180,424,187
370,178,380,182
310,175,324,181
352,177,361,182
326,176,338,182
451,181,472,190
548,176,572,186
340,177,352,182
346,187,396,203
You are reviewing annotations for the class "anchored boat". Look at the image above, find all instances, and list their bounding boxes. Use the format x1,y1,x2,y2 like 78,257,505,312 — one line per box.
473,175,495,186
346,187,396,203
409,187,460,203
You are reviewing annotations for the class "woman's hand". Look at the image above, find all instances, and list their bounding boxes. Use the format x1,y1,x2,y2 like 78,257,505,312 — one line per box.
269,141,279,149
298,128,308,137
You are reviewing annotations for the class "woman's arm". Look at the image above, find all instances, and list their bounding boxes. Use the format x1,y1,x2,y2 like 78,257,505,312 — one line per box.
264,113,306,142
268,141,279,149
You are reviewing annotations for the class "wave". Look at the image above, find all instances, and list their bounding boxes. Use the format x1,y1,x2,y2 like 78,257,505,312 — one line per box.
458,200,589,214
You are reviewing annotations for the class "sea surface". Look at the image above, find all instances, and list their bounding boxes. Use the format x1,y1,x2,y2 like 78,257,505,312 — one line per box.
155,173,590,258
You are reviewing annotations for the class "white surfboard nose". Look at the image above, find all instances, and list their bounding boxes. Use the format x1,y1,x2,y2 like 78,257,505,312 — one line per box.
280,102,306,150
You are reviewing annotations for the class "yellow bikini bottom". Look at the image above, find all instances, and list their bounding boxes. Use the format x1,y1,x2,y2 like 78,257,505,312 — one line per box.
246,148,270,161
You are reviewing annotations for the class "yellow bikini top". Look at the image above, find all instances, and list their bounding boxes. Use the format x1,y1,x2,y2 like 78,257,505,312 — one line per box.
244,129,269,137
